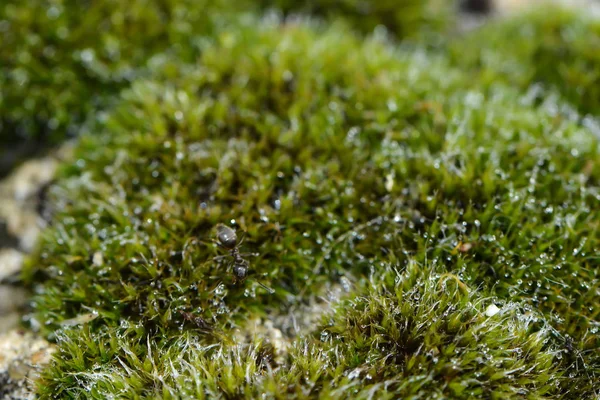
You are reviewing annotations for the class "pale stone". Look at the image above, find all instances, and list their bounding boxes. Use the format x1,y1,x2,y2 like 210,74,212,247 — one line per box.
0,249,24,282
0,286,27,315
0,330,55,400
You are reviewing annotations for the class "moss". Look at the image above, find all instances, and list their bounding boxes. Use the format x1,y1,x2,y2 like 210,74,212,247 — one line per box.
8,3,599,399
259,0,454,39
0,0,254,175
307,264,562,399
25,20,462,333
0,0,456,177
22,12,600,398
448,7,600,116
36,264,564,399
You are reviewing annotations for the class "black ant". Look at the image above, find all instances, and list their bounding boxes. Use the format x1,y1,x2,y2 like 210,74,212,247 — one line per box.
214,224,274,294
215,224,251,282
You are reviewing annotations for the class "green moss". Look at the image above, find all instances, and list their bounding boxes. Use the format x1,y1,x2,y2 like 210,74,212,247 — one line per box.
0,0,456,176
0,0,254,175
22,12,600,398
36,264,564,399
26,20,462,334
307,264,562,399
259,0,454,39
6,2,598,399
449,7,600,116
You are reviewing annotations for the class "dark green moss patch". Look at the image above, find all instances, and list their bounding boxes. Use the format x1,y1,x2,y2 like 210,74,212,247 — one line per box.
36,263,569,399
449,7,600,116
0,0,456,176
258,0,454,39
16,4,600,400
0,0,255,175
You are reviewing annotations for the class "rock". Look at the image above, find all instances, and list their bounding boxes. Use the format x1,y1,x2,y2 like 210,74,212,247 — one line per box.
0,150,65,399
0,286,27,316
0,314,21,334
9,159,56,203
0,249,24,282
0,156,57,252
0,330,54,400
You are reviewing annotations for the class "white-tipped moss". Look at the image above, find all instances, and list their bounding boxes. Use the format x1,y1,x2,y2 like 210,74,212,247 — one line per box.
12,2,600,399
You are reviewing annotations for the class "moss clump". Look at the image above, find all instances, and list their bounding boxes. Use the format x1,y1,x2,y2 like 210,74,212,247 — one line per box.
0,0,254,174
449,7,600,116
26,20,464,334
305,264,561,399
0,0,455,177
16,3,600,400
24,12,600,398
260,0,454,39
36,264,563,399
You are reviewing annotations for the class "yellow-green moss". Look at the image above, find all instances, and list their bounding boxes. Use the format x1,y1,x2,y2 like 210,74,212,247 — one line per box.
21,12,600,398
3,1,597,398
449,7,600,116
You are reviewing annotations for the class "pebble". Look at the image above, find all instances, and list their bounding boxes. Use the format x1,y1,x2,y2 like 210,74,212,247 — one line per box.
0,330,54,400
0,249,24,282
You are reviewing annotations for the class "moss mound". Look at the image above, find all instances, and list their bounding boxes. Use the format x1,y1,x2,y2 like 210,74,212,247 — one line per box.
0,0,452,175
0,0,247,138
259,0,453,38
37,265,563,398
449,8,600,116
9,2,600,399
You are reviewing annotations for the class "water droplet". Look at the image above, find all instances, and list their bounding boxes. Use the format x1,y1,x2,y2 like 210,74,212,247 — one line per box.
340,277,352,292
214,283,227,296
80,48,95,63
387,99,398,112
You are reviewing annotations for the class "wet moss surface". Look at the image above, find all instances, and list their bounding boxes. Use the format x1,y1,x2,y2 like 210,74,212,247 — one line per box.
6,1,599,399
0,0,451,176
0,0,255,176
449,8,600,117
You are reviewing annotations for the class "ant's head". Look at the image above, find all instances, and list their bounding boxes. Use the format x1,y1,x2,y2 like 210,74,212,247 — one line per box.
216,224,238,249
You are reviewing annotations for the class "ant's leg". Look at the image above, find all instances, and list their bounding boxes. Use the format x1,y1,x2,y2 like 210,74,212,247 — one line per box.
213,255,229,261
183,236,199,250
238,252,258,257
194,238,219,249
237,231,246,246
256,281,275,294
